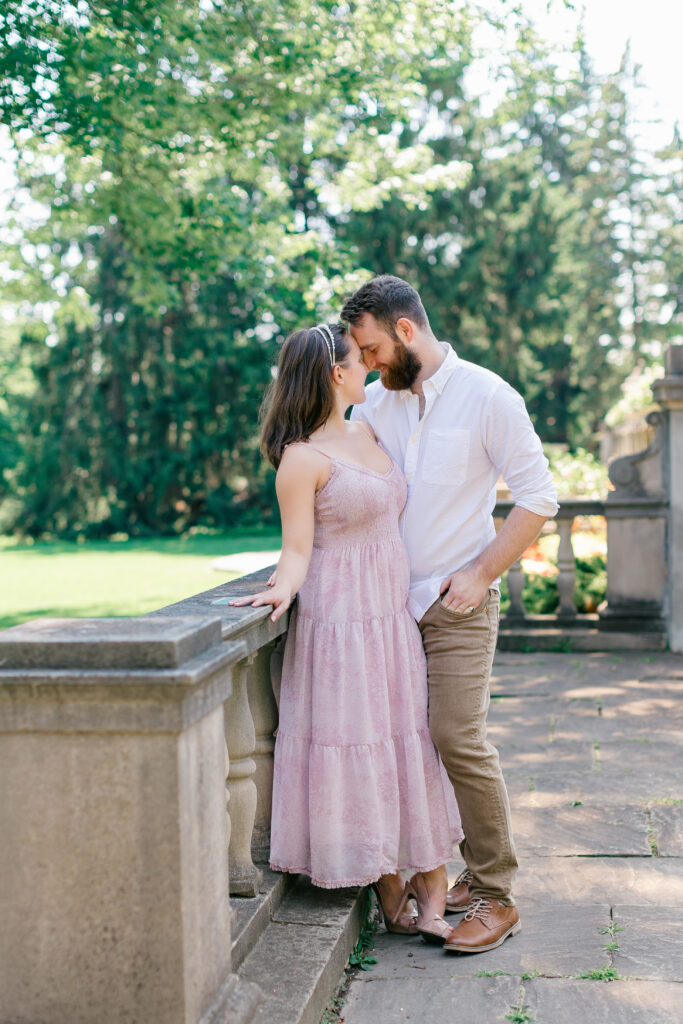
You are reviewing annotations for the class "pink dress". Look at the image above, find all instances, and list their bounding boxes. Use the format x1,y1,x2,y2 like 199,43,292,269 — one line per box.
269,450,463,889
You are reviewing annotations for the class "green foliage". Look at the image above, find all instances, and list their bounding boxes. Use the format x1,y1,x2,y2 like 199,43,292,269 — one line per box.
547,448,608,500
0,2,680,535
575,966,621,981
501,553,606,616
348,888,377,972
505,999,535,1023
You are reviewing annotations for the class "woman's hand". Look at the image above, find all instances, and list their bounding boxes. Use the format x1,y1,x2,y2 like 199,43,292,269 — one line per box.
229,582,293,622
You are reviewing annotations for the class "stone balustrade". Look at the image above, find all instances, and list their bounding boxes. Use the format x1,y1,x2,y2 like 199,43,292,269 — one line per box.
151,571,287,902
0,615,264,1024
498,499,609,625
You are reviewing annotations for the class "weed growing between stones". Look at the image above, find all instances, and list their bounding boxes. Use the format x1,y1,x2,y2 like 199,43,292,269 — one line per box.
505,983,535,1023
644,807,660,855
348,889,377,971
575,966,621,981
574,911,625,981
319,889,378,1024
600,919,624,955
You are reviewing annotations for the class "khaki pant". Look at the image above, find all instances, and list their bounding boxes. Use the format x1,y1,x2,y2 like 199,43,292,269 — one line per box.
419,589,517,904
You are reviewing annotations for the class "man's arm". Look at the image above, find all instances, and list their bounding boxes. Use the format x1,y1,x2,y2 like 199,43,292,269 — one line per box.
441,381,558,613
440,506,547,612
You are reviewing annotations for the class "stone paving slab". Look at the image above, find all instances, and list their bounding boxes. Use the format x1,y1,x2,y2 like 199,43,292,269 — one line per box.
497,739,595,773
340,975,520,1023
649,804,683,856
612,905,683,981
524,979,683,1024
596,740,683,777
366,903,609,978
506,766,683,802
511,800,651,856
512,855,683,907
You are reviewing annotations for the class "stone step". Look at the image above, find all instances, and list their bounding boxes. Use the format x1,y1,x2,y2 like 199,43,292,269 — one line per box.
236,876,364,1024
231,867,297,972
498,628,667,652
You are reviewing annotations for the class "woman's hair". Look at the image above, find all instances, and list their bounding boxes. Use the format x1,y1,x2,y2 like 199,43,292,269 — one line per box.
260,323,351,468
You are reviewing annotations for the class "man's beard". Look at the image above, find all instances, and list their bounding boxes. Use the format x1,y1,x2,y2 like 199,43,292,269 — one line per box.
381,342,422,391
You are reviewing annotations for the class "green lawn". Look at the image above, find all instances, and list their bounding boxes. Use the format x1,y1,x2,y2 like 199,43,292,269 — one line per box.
0,531,281,630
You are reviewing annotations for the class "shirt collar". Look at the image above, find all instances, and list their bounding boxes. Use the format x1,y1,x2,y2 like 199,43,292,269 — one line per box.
400,342,458,398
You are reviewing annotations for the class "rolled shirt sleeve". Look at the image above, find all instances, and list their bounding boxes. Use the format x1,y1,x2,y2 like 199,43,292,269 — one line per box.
484,381,559,518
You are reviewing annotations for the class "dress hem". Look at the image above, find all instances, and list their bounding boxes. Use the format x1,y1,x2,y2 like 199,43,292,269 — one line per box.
269,844,463,890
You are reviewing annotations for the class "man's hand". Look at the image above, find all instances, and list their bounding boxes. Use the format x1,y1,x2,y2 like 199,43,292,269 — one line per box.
439,565,490,614
439,507,549,615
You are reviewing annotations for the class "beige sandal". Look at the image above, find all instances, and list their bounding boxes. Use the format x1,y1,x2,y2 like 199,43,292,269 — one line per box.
370,881,419,935
407,872,452,945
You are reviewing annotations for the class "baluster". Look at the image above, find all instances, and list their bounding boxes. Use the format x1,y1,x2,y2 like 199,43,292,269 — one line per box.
224,652,263,897
556,516,577,618
506,558,526,619
247,643,279,863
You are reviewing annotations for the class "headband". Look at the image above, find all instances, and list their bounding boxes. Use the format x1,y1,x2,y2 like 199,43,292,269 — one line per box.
312,323,336,365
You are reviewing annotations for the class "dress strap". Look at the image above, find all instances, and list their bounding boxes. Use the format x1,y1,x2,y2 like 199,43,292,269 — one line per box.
283,440,333,460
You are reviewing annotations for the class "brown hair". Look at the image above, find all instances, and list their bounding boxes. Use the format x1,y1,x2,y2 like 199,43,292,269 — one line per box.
260,323,351,468
340,274,429,339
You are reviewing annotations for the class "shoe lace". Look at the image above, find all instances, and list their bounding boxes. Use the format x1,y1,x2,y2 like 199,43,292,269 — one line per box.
463,897,493,922
453,869,473,888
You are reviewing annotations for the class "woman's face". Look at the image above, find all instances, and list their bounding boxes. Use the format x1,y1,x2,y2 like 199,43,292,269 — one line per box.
339,336,369,405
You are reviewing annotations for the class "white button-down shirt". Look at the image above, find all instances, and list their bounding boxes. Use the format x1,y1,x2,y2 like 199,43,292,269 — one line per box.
351,344,559,621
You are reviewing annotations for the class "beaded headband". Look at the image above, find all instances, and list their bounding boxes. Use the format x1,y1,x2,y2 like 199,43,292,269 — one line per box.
312,323,336,365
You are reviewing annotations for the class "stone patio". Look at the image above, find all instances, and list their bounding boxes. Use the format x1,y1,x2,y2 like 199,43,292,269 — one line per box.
329,651,683,1024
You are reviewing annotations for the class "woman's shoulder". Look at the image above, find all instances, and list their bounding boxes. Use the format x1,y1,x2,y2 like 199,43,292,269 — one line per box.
280,441,325,467
278,442,330,489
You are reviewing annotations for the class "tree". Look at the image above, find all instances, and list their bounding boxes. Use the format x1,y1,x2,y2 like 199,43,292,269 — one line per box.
334,26,679,448
0,2,680,535
0,0,474,534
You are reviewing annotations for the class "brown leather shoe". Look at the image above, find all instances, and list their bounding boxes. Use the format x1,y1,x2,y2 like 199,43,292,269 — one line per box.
443,898,520,953
445,869,472,914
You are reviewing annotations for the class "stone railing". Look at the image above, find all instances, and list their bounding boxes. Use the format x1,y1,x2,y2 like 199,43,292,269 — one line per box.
0,589,289,1024
495,490,668,641
494,343,683,644
152,573,287,901
496,499,607,625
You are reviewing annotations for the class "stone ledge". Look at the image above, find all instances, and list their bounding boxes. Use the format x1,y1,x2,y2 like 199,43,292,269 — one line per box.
498,628,667,652
0,615,224,669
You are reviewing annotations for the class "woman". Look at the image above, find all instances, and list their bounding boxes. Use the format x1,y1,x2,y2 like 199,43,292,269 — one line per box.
230,323,461,940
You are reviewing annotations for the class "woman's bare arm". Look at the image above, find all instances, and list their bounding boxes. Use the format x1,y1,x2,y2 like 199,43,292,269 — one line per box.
229,446,323,621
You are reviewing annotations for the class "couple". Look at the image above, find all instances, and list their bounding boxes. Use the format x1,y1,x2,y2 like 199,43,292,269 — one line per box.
231,275,558,954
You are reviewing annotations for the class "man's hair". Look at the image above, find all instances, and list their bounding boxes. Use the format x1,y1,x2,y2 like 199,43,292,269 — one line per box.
340,275,429,337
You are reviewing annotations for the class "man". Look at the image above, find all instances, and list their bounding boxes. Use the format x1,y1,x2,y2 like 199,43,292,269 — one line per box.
342,275,558,954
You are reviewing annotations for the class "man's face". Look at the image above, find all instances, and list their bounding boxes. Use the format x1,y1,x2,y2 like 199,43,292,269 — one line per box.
349,313,422,391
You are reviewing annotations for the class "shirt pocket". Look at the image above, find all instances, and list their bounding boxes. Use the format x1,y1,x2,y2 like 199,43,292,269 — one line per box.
421,429,470,487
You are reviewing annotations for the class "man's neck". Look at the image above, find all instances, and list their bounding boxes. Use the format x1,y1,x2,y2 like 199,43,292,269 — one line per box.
410,337,446,395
